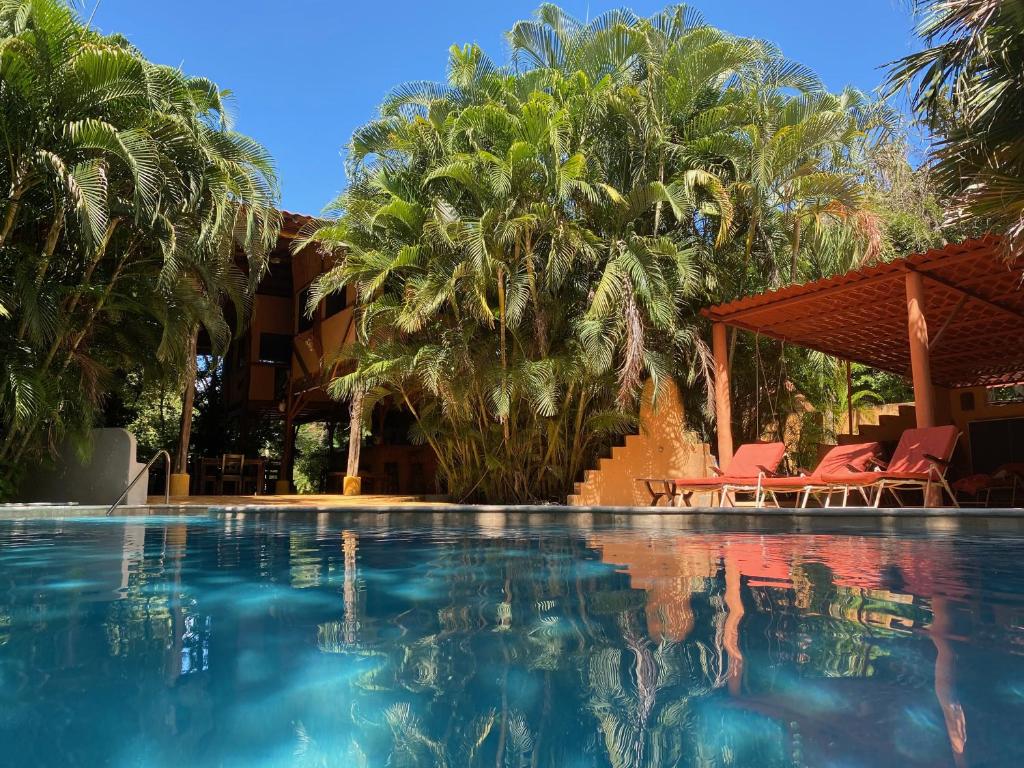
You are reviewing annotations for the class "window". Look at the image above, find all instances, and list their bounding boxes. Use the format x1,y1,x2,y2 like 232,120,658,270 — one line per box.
987,385,1024,405
325,288,348,318
257,333,292,365
296,285,315,333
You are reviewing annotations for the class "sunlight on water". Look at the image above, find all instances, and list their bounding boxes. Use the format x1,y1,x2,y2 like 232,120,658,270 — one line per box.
0,512,1022,767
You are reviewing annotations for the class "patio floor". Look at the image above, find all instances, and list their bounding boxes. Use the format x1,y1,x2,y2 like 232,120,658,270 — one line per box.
147,493,446,508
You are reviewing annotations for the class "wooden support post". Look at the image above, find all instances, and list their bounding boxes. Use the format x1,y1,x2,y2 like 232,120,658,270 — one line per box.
712,322,734,469
905,270,936,428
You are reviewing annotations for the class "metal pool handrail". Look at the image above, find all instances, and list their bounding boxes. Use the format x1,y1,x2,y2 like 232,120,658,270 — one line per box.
106,450,171,516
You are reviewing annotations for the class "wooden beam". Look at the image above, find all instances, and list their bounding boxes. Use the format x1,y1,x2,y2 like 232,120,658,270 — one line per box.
704,269,902,323
918,270,1024,324
288,390,311,422
928,294,968,352
718,317,912,379
280,380,296,492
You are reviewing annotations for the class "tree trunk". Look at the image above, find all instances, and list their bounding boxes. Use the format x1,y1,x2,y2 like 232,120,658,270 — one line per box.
653,157,665,235
174,330,199,475
17,204,65,340
0,169,30,249
346,387,364,478
497,265,510,444
790,216,801,283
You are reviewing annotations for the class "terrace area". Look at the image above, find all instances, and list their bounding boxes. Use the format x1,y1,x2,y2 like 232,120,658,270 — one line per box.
704,236,1024,484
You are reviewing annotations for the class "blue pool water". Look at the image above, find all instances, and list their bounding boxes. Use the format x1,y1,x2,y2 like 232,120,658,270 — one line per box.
1,511,1023,767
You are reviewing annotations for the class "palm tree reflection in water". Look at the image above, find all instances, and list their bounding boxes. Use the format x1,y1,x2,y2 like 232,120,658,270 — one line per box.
6,516,1020,767
309,525,1001,767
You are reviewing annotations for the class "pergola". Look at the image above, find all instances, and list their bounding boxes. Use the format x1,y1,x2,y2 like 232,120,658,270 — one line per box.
701,237,1024,465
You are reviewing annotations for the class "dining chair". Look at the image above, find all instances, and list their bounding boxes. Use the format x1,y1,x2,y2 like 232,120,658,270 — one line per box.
220,453,244,495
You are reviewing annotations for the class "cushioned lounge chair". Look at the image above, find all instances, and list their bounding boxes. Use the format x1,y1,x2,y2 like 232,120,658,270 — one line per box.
952,463,1024,507
672,442,786,507
759,442,883,508
821,425,961,508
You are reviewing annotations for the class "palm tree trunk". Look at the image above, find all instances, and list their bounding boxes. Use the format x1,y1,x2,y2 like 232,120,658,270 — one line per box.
0,183,27,249
40,220,121,372
16,203,65,339
729,213,759,371
399,389,452,480
497,264,510,444
174,330,198,475
55,248,133,376
346,387,364,479
790,216,801,283
653,157,665,235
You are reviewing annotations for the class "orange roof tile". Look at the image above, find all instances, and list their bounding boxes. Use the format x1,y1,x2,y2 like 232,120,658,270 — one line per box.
702,237,1024,388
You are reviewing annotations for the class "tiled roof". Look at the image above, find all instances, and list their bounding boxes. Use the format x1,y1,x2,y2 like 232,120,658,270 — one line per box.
702,236,1024,388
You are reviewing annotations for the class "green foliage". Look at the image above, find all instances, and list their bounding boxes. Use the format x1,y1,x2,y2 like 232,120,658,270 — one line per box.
307,4,919,502
0,0,280,494
293,422,348,494
888,0,1024,253
100,371,183,461
851,363,913,405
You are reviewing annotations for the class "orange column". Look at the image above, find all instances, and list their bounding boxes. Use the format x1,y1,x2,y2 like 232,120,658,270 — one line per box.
723,554,744,695
905,270,935,428
712,322,734,468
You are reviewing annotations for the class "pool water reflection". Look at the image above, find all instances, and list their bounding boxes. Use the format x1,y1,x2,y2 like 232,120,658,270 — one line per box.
0,512,1022,767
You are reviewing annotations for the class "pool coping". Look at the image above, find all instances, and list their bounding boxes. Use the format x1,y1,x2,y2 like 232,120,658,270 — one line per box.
2,502,1024,518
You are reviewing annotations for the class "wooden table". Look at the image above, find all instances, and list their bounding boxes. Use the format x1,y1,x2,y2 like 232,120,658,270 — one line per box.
635,478,680,506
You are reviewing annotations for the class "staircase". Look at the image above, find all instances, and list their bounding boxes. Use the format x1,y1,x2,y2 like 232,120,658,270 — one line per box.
567,381,713,507
837,403,916,447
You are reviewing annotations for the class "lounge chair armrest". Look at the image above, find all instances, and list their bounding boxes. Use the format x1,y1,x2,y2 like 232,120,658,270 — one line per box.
795,467,812,476
923,453,951,468
867,456,889,470
756,465,783,478
710,466,725,476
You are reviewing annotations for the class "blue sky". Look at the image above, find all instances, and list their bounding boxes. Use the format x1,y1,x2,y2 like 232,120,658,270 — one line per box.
90,1,921,215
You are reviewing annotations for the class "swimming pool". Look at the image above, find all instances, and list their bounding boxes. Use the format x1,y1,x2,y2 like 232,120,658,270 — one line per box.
1,509,1022,767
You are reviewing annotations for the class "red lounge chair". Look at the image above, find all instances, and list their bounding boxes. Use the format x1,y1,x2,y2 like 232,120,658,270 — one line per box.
760,442,883,508
821,425,961,508
952,463,1024,507
672,442,786,507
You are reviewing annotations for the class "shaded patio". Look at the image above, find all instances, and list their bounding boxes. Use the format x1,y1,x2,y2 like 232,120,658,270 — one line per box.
703,236,1024,485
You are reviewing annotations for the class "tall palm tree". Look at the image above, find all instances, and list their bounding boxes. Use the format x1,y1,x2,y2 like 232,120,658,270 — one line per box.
0,0,279,487
887,0,1024,256
305,4,905,502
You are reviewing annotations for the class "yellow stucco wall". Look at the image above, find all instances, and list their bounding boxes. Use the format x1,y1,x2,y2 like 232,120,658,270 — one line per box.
567,380,713,507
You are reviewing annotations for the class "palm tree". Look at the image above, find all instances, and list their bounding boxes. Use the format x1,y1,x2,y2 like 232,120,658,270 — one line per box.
887,0,1024,256
305,4,908,502
0,0,279,488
